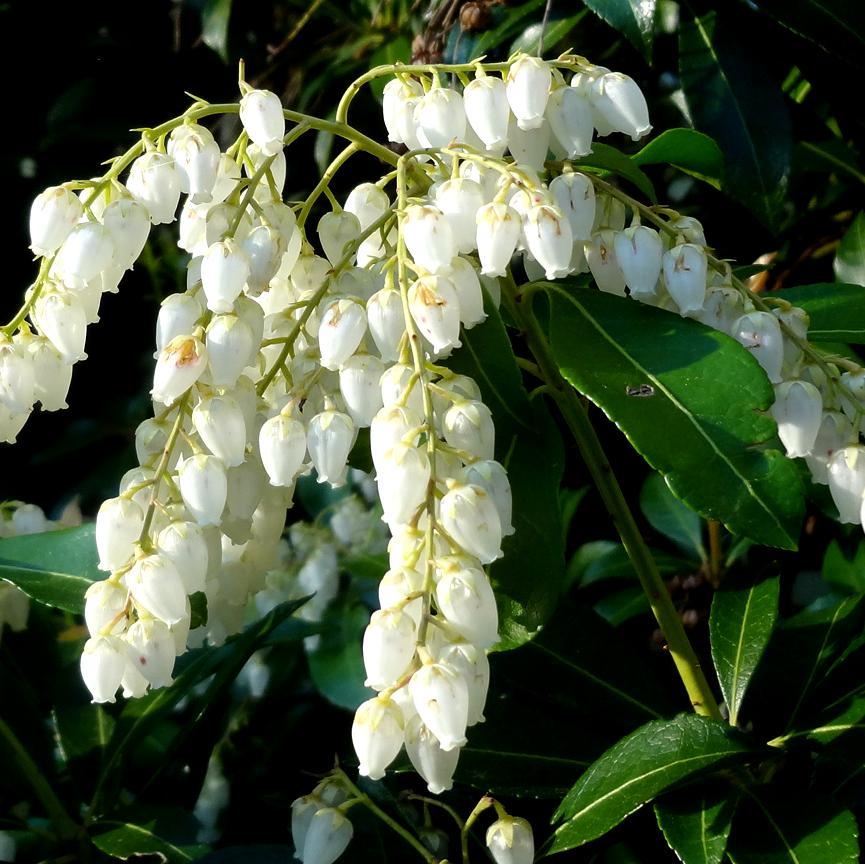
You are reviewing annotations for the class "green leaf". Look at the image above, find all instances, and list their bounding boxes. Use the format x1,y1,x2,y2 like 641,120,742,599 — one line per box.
821,540,865,594
640,472,706,560
633,128,724,188
201,0,232,62
574,142,657,203
594,587,648,626
450,291,565,649
834,213,865,286
779,282,865,342
550,714,756,853
545,286,805,550
727,789,859,864
679,12,791,230
470,0,547,58
510,12,586,56
0,524,100,613
795,141,865,187
709,572,779,726
368,36,411,100
307,592,369,711
654,785,735,864
582,0,656,60
571,540,689,588
92,819,208,863
54,705,115,762
772,696,865,752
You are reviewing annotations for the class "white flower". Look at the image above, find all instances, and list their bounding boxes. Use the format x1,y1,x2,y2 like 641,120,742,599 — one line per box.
805,411,852,485
771,381,823,458
318,298,367,371
54,222,115,285
371,404,422,471
103,198,150,270
192,395,247,467
439,641,489,726
486,816,535,864
405,715,460,794
363,608,416,690
169,123,221,203
127,152,182,224
550,172,596,241
506,55,552,131
239,89,285,156
434,179,484,255
344,183,390,232
127,553,188,625
383,77,424,144
28,337,72,411
414,86,466,148
403,204,456,274
732,312,784,384
447,256,486,329
152,335,208,405
408,274,462,354
339,354,385,427
464,75,511,149
307,410,355,487
301,808,353,864
84,580,129,636
443,399,495,460
546,86,593,158
80,636,125,703
377,443,431,527
242,225,284,293
178,454,228,526
440,483,503,564
0,341,35,414
96,496,144,571
463,460,513,537
366,288,406,362
205,315,256,387
476,203,521,277
201,239,251,313
585,230,626,296
662,243,708,316
157,521,209,593
317,210,361,266
259,413,307,487
435,559,499,648
352,695,405,780
409,661,469,751
523,204,574,280
156,292,203,354
378,567,424,623
590,72,651,141
827,445,865,524
30,186,84,256
124,619,176,688
614,226,663,299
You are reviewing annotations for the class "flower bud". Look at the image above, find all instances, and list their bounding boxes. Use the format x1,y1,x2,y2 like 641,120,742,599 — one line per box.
463,460,513,537
409,661,469,751
379,566,424,622
662,243,707,315
84,579,129,636
259,413,307,486
377,443,430,527
414,87,466,148
405,715,460,794
30,186,84,256
308,410,355,487
339,354,385,427
178,454,228,526
318,211,361,266
590,72,651,141
486,816,534,864
242,225,284,293
443,399,494,460
127,152,182,224
585,230,626,296
80,636,125,703
408,274,462,354
403,205,456,274
28,337,72,411
732,312,784,384
363,608,416,689
547,86,593,158
441,483,503,563
352,695,405,780
291,796,320,859
366,288,405,362
201,239,250,313
96,496,144,572
435,178,485,255
477,203,521,277
344,183,390,232
828,445,865,524
440,640,489,725
550,172,595,241
169,123,220,203
301,808,353,864
239,89,285,156
506,55,551,131
319,298,367,371
157,521,209,593
152,335,208,405
613,226,662,299
524,204,574,280
156,293,203,354
128,553,188,625
464,75,511,149
771,381,822,458
206,315,256,387
436,559,498,648
383,77,424,144
192,395,247,467
124,619,176,688
103,198,150,270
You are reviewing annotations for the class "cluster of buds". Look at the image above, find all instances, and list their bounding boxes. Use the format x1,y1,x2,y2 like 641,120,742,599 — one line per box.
290,780,354,864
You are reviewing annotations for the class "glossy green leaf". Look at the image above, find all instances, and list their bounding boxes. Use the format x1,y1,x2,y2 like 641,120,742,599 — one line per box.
679,12,791,230
594,587,648,626
201,0,232,62
450,292,565,649
550,714,755,853
582,0,656,60
510,12,586,56
571,540,689,588
92,818,208,862
821,540,865,594
470,0,547,58
772,696,865,752
633,128,724,188
779,283,865,342
727,790,859,864
545,286,805,550
54,705,115,762
710,572,779,726
640,472,706,560
834,213,865,286
655,785,735,864
575,142,656,202
0,524,100,613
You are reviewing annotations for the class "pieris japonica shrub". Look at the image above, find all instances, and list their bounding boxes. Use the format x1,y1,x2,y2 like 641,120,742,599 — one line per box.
3,26,865,864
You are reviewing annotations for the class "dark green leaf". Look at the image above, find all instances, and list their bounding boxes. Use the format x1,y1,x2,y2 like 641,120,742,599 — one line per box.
779,283,865,342
546,286,805,550
0,524,100,613
575,142,656,202
571,540,689,588
54,705,115,762
821,540,865,594
201,0,232,62
710,572,779,726
655,785,735,864
633,128,724,188
594,587,648,626
640,472,706,560
795,141,865,187
582,0,656,60
834,214,865,286
307,592,369,711
727,789,859,864
550,714,755,853
470,0,547,58
771,696,865,752
679,12,791,230
450,291,565,649
92,820,208,862
510,12,586,56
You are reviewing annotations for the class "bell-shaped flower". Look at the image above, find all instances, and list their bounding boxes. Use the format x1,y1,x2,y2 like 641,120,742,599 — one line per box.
414,86,466,148
339,354,385,427
308,409,355,487
379,567,424,623
805,411,852,485
352,695,405,780
695,287,748,334
28,337,72,411
30,186,83,256
409,661,469,751
54,222,115,285
156,292,203,354
547,85,593,158
464,75,510,149
506,115,550,169
157,521,209,594
317,210,361,266
486,816,535,864
80,636,125,703
259,411,307,487
440,482,503,563
405,715,460,794
178,454,228,526
123,619,176,689
84,579,129,637
435,179,484,255
211,152,242,204
319,298,367,371
403,204,456,273
169,123,221,203
152,334,208,405
377,442,430,527
771,381,822,458
0,341,34,415
585,230,626,296
34,291,88,362
103,198,150,271
408,274,462,354
383,77,423,144
301,808,353,864
463,459,513,537
192,394,247,467
344,183,390,232
446,256,486,329
96,496,144,572
127,152,182,224
443,399,495,460
363,608,416,690
239,88,285,156
550,172,595,241
127,553,188,625
371,404,422,471
206,315,256,387
827,445,865,524
732,312,784,383
366,288,406,362
201,238,250,313
663,243,708,315
523,204,574,280
242,224,284,294
435,559,499,648
614,226,662,299
439,640,489,726
506,55,552,130
477,203,521,277
590,72,651,141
